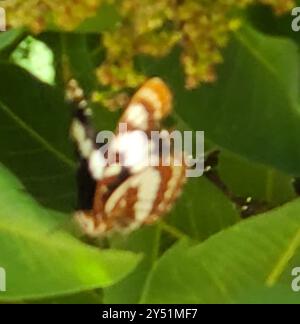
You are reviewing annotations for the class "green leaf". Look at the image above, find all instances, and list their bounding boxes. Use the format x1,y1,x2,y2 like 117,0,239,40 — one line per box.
141,199,300,304
103,178,240,303
140,25,300,176
0,63,76,211
218,150,296,206
236,285,300,304
62,34,97,93
168,177,240,241
31,291,103,304
76,3,120,33
247,4,300,44
62,33,120,131
0,28,24,52
0,164,140,302
104,226,161,304
186,26,300,174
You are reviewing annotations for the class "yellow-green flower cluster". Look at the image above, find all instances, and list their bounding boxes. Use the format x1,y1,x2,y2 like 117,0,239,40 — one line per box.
4,0,295,89
3,0,101,33
98,0,295,90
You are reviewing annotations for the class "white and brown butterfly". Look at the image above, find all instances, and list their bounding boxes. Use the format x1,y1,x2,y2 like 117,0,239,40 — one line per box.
68,78,187,237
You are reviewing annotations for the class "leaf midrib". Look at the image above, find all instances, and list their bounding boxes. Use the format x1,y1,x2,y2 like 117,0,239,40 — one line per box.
266,227,300,287
0,100,76,170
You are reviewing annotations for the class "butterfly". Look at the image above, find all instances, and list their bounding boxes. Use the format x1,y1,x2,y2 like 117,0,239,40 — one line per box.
68,77,187,237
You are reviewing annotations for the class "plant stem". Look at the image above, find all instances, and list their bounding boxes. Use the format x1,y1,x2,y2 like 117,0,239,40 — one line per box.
158,221,187,240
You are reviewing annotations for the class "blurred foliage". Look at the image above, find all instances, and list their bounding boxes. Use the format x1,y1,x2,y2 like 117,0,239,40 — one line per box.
0,0,300,304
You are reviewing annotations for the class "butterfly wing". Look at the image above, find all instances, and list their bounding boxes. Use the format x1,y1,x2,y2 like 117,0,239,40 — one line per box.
77,159,186,236
71,78,188,237
118,77,173,132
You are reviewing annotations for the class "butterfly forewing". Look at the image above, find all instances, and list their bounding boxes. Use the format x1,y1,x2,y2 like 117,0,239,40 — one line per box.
118,77,172,132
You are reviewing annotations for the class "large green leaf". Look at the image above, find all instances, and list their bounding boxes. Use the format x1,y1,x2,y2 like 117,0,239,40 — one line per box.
0,63,76,211
168,177,240,241
0,164,140,302
140,25,300,176
236,286,300,304
62,34,97,94
218,150,296,206
104,226,161,304
103,177,240,303
31,291,103,304
141,199,300,304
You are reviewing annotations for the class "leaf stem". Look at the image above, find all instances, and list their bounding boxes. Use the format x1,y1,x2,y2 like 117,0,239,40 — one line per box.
0,100,76,169
150,226,162,266
158,221,187,241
